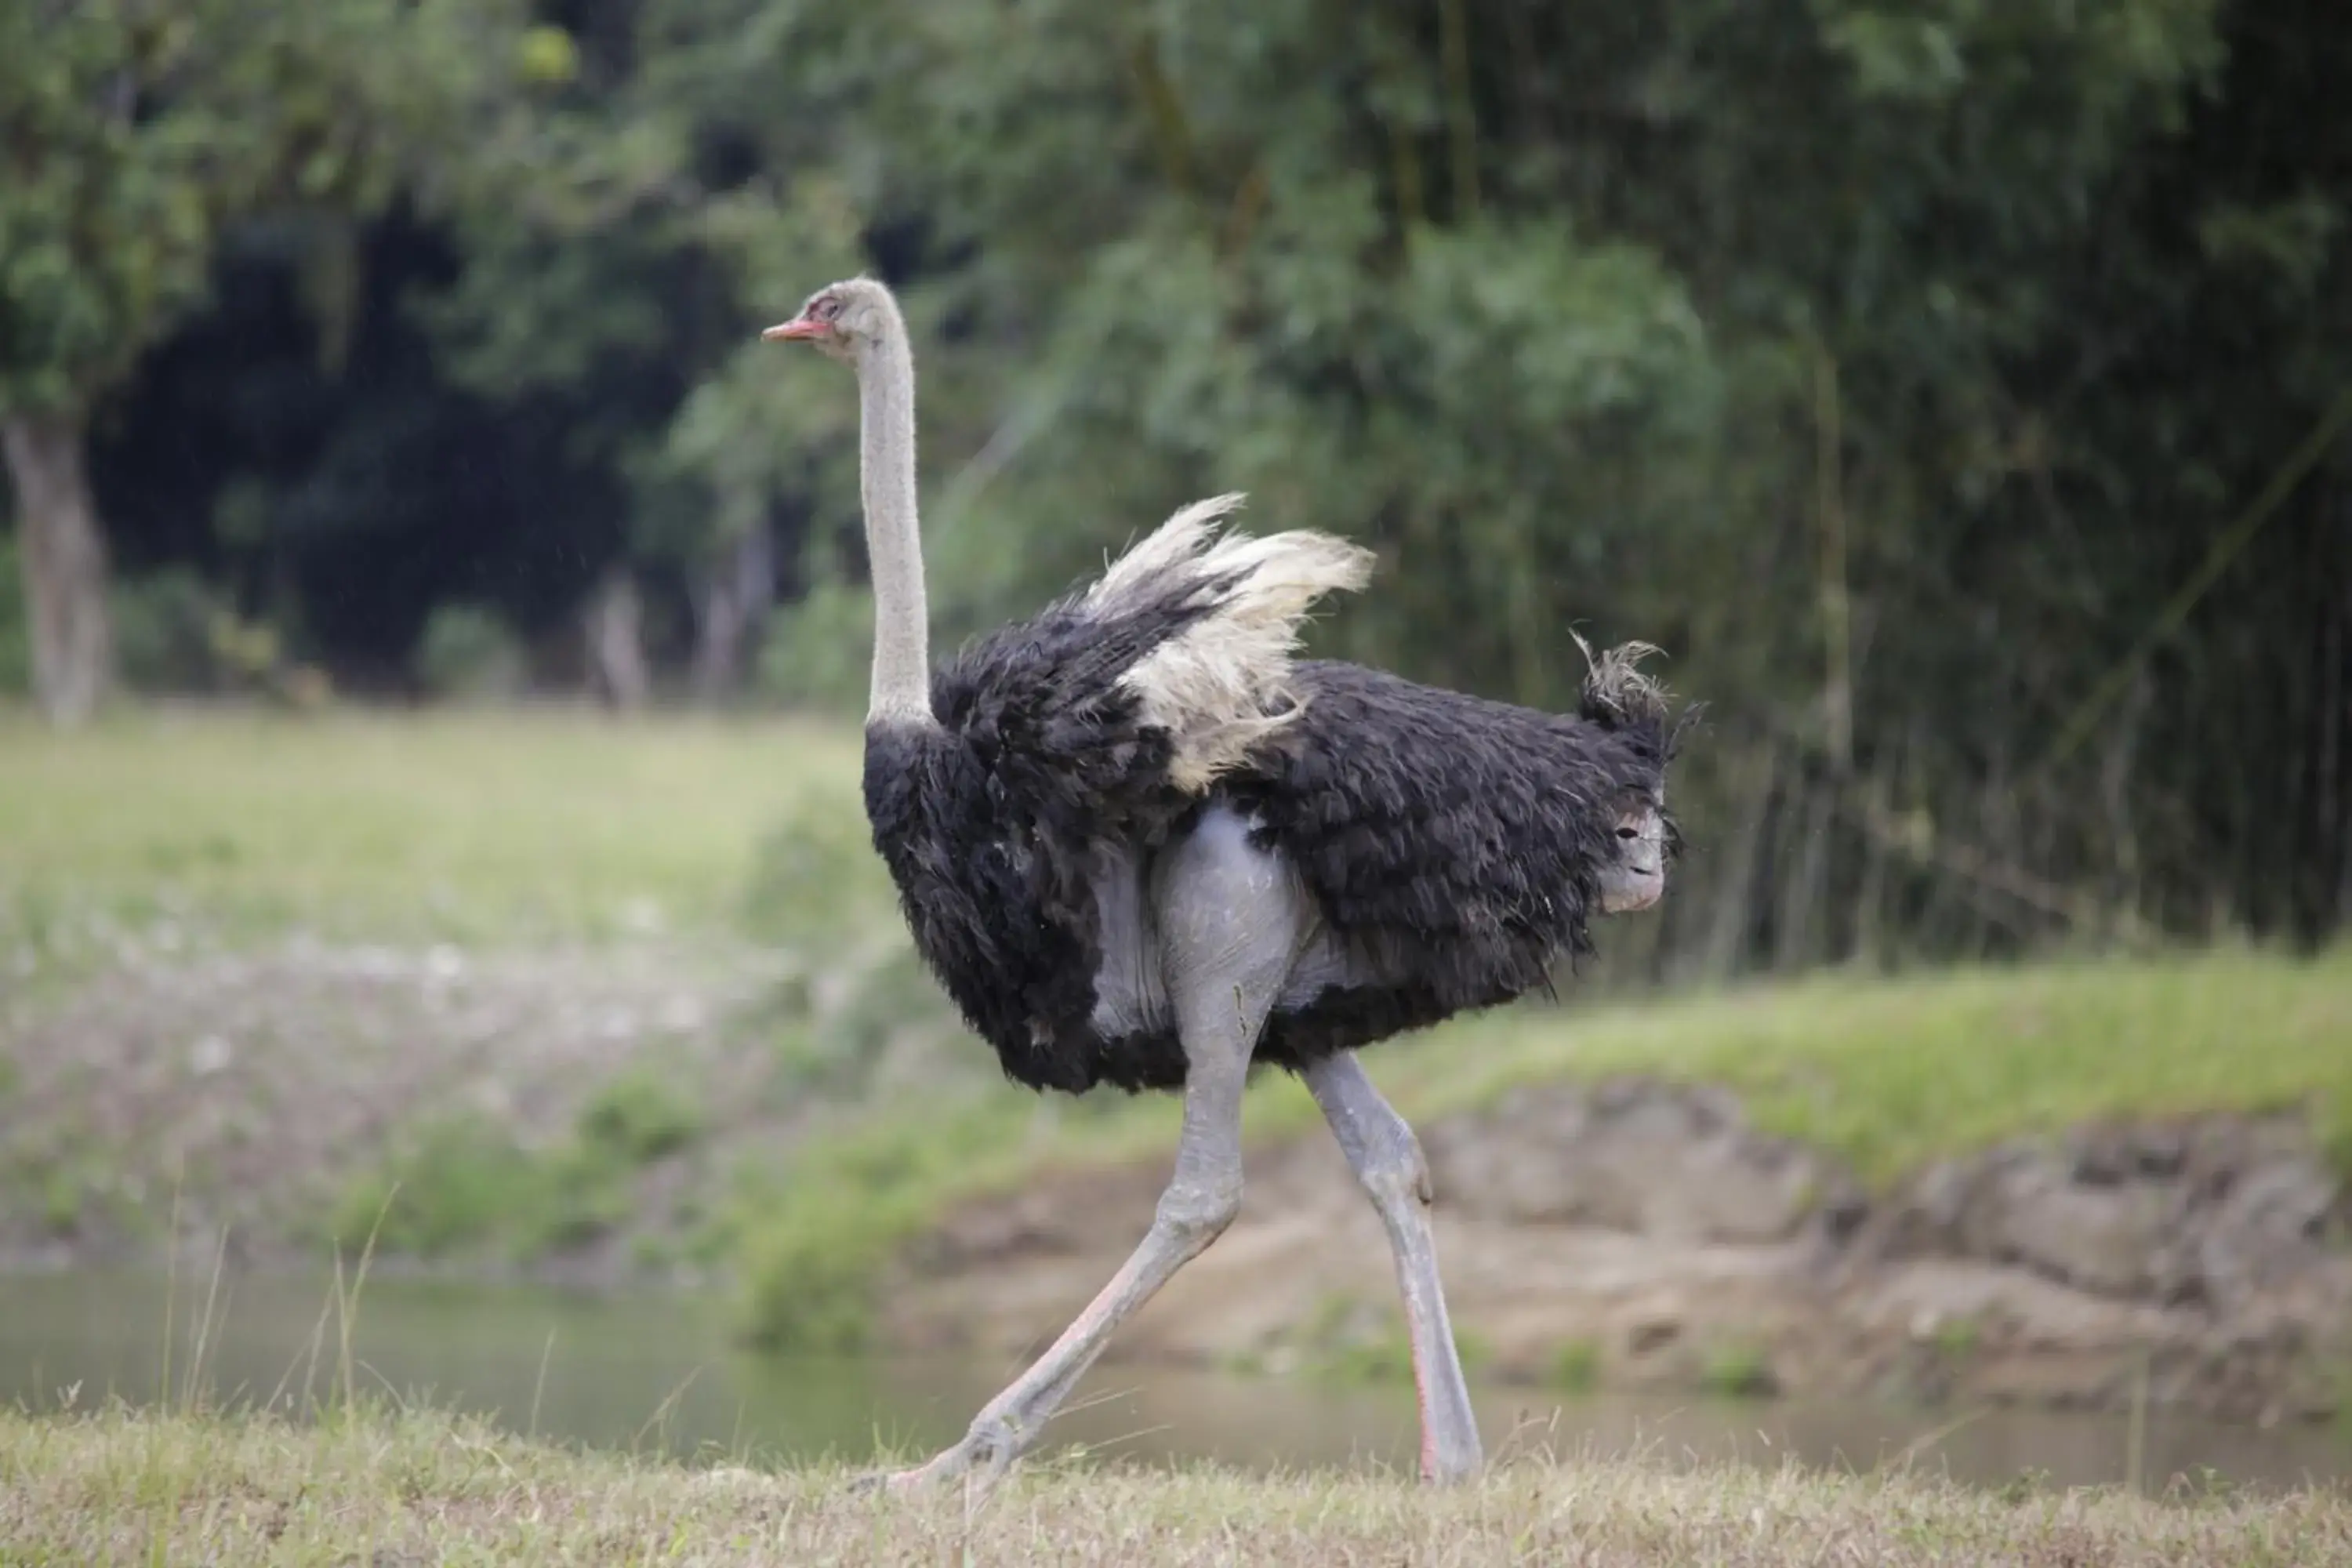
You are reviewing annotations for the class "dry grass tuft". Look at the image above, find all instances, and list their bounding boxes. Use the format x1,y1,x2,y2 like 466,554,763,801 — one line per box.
2,1403,2347,1566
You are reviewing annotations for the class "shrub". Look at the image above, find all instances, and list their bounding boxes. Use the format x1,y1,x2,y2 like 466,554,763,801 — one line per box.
112,567,224,694
326,1115,539,1260
731,1108,1019,1355
0,535,28,695
1550,1337,1603,1393
1700,1341,1777,1399
739,797,898,956
416,604,525,700
753,579,873,718
576,1070,703,1164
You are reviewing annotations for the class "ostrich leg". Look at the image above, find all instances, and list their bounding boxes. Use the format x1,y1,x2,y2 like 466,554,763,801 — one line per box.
1303,1053,1483,1483
866,810,1299,1492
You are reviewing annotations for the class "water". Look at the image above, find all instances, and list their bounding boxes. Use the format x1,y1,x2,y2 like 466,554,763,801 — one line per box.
2,1268,2344,1494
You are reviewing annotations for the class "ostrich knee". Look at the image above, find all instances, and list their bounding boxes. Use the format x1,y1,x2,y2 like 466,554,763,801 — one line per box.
1313,1058,1438,1213
1153,1170,1243,1249
1351,1115,1435,1214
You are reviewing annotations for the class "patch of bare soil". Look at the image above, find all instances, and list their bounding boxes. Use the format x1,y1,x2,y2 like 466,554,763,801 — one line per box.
0,938,794,1273
889,1081,2352,1423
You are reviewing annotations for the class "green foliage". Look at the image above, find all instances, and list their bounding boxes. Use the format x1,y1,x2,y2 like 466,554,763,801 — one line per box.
38,1167,83,1238
0,535,25,695
735,1195,906,1356
607,0,2342,961
1931,1315,1983,1362
109,568,222,694
0,0,531,417
327,1114,538,1260
10,0,2351,961
416,604,527,701
1549,1338,1603,1395
739,796,898,959
1700,1341,1777,1400
732,1105,1067,1355
753,580,874,719
735,1166,930,1355
323,1067,708,1263
576,1069,704,1166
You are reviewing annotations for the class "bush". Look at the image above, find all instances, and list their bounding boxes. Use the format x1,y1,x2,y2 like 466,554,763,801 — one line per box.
739,796,898,956
1551,1336,1604,1393
576,1069,703,1164
416,604,526,700
731,1108,1021,1354
0,547,249,700
326,1114,539,1260
0,535,27,695
324,1070,707,1264
753,579,873,717
112,566,225,693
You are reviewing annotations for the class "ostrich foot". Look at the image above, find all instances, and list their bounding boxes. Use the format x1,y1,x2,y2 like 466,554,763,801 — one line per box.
848,1413,1027,1497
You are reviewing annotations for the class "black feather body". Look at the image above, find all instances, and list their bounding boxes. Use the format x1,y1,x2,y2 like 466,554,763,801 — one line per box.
862,587,1683,1097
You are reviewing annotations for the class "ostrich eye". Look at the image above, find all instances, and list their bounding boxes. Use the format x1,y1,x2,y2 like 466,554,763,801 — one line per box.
814,296,840,321
1615,824,1639,840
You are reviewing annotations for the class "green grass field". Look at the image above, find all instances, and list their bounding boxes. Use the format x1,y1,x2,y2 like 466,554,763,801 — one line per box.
3,1403,2343,1566
0,703,863,950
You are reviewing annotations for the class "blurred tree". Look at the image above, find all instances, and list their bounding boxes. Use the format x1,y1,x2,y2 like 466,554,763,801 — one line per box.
13,0,2342,956
412,0,877,702
0,0,528,722
634,0,2345,953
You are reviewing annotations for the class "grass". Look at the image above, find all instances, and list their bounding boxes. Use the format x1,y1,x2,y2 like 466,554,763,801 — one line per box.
1309,941,2352,1188
1549,1338,1604,1394
735,942,2352,1349
2,1403,2347,1566
0,702,862,953
324,1068,711,1262
1699,1341,1779,1400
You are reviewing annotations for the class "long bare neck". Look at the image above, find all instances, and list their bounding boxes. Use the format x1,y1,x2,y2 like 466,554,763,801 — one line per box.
857,312,934,727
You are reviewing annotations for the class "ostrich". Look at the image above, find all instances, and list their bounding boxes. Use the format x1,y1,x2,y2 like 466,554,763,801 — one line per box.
764,277,1684,1490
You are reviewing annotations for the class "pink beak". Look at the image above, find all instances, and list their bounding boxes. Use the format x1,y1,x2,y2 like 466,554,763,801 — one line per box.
762,316,825,342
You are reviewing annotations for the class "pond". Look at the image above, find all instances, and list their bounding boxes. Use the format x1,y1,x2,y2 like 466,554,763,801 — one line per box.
2,1268,2344,1494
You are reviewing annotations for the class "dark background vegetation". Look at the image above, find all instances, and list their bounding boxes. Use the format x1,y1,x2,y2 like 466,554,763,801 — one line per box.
5,0,2347,982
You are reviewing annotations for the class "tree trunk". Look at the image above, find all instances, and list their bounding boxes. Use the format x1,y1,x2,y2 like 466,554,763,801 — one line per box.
2296,479,2350,942
2,411,114,725
689,524,776,702
581,566,650,713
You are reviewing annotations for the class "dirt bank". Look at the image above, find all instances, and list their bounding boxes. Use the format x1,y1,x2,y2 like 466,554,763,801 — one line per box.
0,936,797,1276
889,1080,2352,1423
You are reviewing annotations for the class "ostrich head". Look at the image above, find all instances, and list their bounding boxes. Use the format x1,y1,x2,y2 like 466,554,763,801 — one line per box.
1597,791,1671,914
1576,635,1689,916
762,277,897,366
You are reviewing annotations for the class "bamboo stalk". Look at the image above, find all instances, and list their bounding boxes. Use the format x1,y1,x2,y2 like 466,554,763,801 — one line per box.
1437,0,1479,220
1813,340,1854,775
